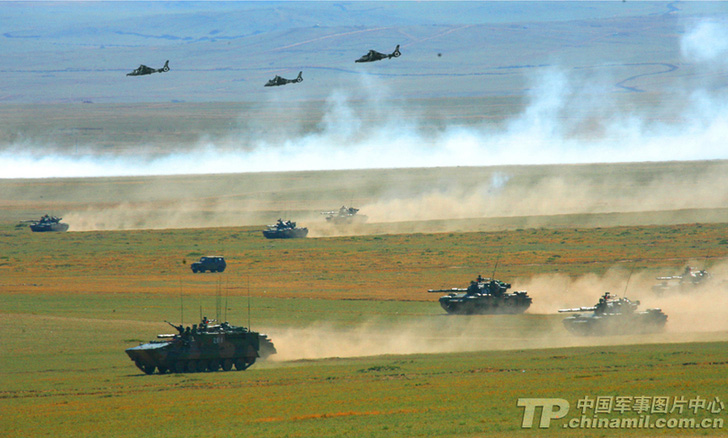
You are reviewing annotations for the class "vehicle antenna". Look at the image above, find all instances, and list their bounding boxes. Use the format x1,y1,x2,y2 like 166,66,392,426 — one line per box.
224,277,229,322
179,278,183,325
491,246,503,279
216,278,222,322
623,262,637,296
247,275,251,329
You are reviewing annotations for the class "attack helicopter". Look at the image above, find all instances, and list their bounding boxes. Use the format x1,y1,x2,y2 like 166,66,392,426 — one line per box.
355,45,401,63
126,60,170,76
265,71,303,87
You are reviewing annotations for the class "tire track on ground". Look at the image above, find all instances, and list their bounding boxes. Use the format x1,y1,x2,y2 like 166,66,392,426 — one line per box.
614,63,679,93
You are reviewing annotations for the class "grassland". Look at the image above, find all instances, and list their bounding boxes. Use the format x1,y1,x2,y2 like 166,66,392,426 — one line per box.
3,139,728,437
2,328,726,438
3,221,728,299
2,217,727,437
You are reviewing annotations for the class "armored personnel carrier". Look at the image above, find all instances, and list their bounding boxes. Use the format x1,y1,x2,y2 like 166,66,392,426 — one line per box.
29,215,69,232
652,266,711,295
125,318,276,374
262,219,308,239
559,292,667,336
322,206,367,225
428,275,532,314
190,256,226,273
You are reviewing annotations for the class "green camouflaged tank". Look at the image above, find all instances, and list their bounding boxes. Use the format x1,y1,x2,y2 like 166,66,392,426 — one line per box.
428,275,532,315
559,292,667,336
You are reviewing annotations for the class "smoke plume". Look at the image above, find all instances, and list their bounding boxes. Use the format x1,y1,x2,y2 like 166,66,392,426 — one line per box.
2,21,728,180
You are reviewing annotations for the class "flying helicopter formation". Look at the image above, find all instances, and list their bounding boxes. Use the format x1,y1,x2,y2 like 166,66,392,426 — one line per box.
125,44,402,86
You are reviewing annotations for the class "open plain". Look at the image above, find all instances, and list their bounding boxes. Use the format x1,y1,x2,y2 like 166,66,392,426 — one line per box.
3,1,728,436
2,153,728,437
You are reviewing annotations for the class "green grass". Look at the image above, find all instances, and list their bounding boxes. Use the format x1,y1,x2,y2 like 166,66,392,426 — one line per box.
2,221,728,301
1,300,725,438
2,289,727,437
2,196,728,436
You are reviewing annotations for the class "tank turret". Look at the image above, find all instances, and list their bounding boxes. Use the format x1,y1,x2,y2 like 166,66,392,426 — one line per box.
125,318,276,374
428,274,532,314
559,292,667,336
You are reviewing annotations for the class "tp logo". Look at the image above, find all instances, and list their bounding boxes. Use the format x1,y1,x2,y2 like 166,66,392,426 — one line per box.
517,398,570,428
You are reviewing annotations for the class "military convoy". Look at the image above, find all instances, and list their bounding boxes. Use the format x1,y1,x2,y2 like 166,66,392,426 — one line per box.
190,256,226,273
559,292,668,336
126,318,276,374
428,274,532,315
263,219,308,239
29,215,69,232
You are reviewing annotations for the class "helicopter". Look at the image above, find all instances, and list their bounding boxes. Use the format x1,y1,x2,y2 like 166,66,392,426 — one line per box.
355,45,401,63
126,60,170,76
264,71,303,87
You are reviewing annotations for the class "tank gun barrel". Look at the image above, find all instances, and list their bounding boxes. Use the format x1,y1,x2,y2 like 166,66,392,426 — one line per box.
428,288,468,293
558,306,597,313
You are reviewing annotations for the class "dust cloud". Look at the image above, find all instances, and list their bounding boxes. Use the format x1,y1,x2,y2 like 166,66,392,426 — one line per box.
48,161,728,232
520,261,728,334
266,262,728,362
265,317,567,362
358,167,728,225
62,200,264,232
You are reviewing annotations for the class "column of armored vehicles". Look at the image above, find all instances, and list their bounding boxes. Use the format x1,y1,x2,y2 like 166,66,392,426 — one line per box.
127,260,718,374
122,201,711,374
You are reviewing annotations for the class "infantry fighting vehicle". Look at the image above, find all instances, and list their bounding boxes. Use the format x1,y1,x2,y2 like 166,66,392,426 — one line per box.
652,266,711,295
29,215,69,232
190,256,226,273
428,275,532,314
321,206,367,225
262,219,308,239
125,318,276,374
559,292,667,336
355,45,401,62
